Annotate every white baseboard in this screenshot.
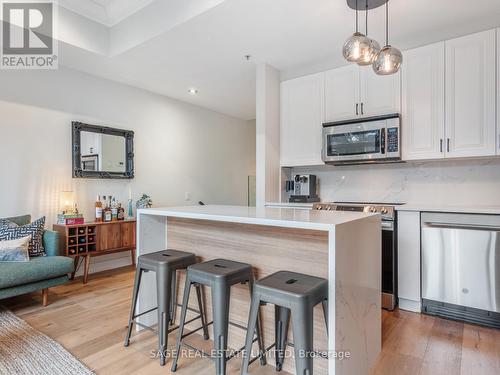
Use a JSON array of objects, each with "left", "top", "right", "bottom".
[
  {"left": 399, "top": 298, "right": 422, "bottom": 313},
  {"left": 74, "top": 252, "right": 133, "bottom": 277}
]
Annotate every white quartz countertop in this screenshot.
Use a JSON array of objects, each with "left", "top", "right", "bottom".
[
  {"left": 396, "top": 203, "right": 500, "bottom": 215},
  {"left": 138, "top": 205, "right": 378, "bottom": 231}
]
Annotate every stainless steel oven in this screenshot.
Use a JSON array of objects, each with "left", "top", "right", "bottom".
[
  {"left": 313, "top": 202, "right": 401, "bottom": 310},
  {"left": 322, "top": 114, "right": 400, "bottom": 165}
]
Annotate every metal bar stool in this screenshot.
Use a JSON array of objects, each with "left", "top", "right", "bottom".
[
  {"left": 124, "top": 249, "right": 209, "bottom": 366},
  {"left": 171, "top": 258, "right": 267, "bottom": 375},
  {"left": 241, "top": 271, "right": 328, "bottom": 375}
]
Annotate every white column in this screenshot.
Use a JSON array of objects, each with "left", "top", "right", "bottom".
[{"left": 256, "top": 63, "right": 281, "bottom": 207}]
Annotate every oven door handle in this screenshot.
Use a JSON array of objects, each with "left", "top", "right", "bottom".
[{"left": 381, "top": 221, "right": 394, "bottom": 231}]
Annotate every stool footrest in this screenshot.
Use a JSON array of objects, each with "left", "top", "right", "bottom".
[
  {"left": 180, "top": 321, "right": 213, "bottom": 340},
  {"left": 134, "top": 322, "right": 158, "bottom": 334},
  {"left": 132, "top": 306, "right": 157, "bottom": 319}
]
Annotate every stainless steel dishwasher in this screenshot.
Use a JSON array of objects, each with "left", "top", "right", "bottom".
[{"left": 421, "top": 212, "right": 500, "bottom": 328}]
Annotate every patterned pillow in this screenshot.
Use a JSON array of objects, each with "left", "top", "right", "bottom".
[
  {"left": 0, "top": 219, "right": 18, "bottom": 230},
  {"left": 0, "top": 217, "right": 46, "bottom": 257},
  {"left": 0, "top": 235, "right": 31, "bottom": 262}
]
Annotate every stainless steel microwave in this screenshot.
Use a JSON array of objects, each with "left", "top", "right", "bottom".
[{"left": 321, "top": 114, "right": 401, "bottom": 165}]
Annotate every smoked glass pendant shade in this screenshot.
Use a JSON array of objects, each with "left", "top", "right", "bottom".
[
  {"left": 343, "top": 32, "right": 372, "bottom": 63},
  {"left": 372, "top": 45, "right": 403, "bottom": 75},
  {"left": 357, "top": 38, "right": 381, "bottom": 66}
]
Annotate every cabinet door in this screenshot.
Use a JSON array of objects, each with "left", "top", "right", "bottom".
[
  {"left": 445, "top": 29, "right": 496, "bottom": 158},
  {"left": 402, "top": 42, "right": 445, "bottom": 161},
  {"left": 497, "top": 28, "right": 500, "bottom": 155},
  {"left": 397, "top": 211, "right": 421, "bottom": 313},
  {"left": 97, "top": 223, "right": 121, "bottom": 251},
  {"left": 324, "top": 65, "right": 359, "bottom": 122},
  {"left": 360, "top": 66, "right": 400, "bottom": 117},
  {"left": 280, "top": 73, "right": 324, "bottom": 167},
  {"left": 121, "top": 222, "right": 136, "bottom": 248}
]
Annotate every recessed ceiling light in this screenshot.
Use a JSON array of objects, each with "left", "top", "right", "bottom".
[{"left": 188, "top": 88, "right": 198, "bottom": 95}]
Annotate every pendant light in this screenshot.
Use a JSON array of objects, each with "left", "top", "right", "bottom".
[
  {"left": 357, "top": 0, "right": 380, "bottom": 66},
  {"left": 342, "top": 0, "right": 371, "bottom": 63},
  {"left": 372, "top": 1, "right": 402, "bottom": 75}
]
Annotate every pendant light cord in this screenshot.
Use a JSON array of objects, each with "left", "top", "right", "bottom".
[
  {"left": 365, "top": 0, "right": 368, "bottom": 35},
  {"left": 385, "top": 1, "right": 389, "bottom": 46},
  {"left": 355, "top": 0, "right": 358, "bottom": 33}
]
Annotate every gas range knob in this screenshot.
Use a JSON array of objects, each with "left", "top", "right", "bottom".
[{"left": 381, "top": 208, "right": 388, "bottom": 214}]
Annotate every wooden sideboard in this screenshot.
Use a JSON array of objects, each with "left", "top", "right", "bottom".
[{"left": 53, "top": 220, "right": 136, "bottom": 284}]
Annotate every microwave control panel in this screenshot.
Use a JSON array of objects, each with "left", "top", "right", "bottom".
[{"left": 387, "top": 127, "right": 399, "bottom": 153}]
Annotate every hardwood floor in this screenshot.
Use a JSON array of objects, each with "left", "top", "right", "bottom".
[{"left": 4, "top": 267, "right": 500, "bottom": 375}]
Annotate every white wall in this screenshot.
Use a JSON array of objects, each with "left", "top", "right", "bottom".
[
  {"left": 290, "top": 158, "right": 500, "bottom": 206},
  {"left": 0, "top": 66, "right": 255, "bottom": 273}
]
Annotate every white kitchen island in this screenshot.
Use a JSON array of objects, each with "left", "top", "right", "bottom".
[{"left": 136, "top": 205, "right": 381, "bottom": 375}]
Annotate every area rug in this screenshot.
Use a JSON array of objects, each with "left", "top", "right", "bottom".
[{"left": 0, "top": 307, "right": 94, "bottom": 375}]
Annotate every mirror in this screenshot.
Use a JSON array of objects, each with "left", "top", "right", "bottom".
[{"left": 72, "top": 122, "right": 134, "bottom": 179}]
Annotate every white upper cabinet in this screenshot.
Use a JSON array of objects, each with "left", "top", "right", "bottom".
[
  {"left": 324, "top": 65, "right": 400, "bottom": 122},
  {"left": 280, "top": 73, "right": 325, "bottom": 167},
  {"left": 324, "top": 65, "right": 360, "bottom": 122},
  {"left": 445, "top": 29, "right": 496, "bottom": 158},
  {"left": 497, "top": 28, "right": 500, "bottom": 155},
  {"left": 402, "top": 42, "right": 445, "bottom": 160},
  {"left": 359, "top": 67, "right": 401, "bottom": 117}
]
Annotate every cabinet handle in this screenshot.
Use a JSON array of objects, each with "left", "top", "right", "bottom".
[
  {"left": 447, "top": 138, "right": 450, "bottom": 153},
  {"left": 440, "top": 139, "right": 443, "bottom": 153},
  {"left": 356, "top": 103, "right": 359, "bottom": 116},
  {"left": 361, "top": 102, "right": 364, "bottom": 115}
]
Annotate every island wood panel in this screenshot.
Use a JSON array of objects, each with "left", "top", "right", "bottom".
[
  {"left": 97, "top": 222, "right": 122, "bottom": 251},
  {"left": 166, "top": 217, "right": 329, "bottom": 375}
]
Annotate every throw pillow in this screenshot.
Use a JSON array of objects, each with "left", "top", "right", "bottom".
[
  {"left": 0, "top": 219, "right": 18, "bottom": 230},
  {"left": 0, "top": 235, "right": 31, "bottom": 262},
  {"left": 0, "top": 217, "right": 46, "bottom": 257}
]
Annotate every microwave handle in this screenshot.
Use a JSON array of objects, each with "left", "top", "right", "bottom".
[{"left": 381, "top": 128, "right": 386, "bottom": 154}]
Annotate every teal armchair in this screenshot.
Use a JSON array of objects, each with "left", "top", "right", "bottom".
[{"left": 0, "top": 215, "right": 74, "bottom": 306}]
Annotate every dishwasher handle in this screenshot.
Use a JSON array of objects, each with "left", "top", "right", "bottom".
[{"left": 422, "top": 222, "right": 500, "bottom": 231}]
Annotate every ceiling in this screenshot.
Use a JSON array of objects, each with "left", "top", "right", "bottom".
[
  {"left": 59, "top": 0, "right": 157, "bottom": 26},
  {"left": 56, "top": 0, "right": 500, "bottom": 120}
]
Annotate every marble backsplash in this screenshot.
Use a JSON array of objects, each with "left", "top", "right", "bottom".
[{"left": 289, "top": 158, "right": 500, "bottom": 205}]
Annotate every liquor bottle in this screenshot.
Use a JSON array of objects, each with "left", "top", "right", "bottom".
[
  {"left": 118, "top": 203, "right": 125, "bottom": 221},
  {"left": 111, "top": 197, "right": 118, "bottom": 221},
  {"left": 104, "top": 203, "right": 112, "bottom": 222},
  {"left": 95, "top": 195, "right": 103, "bottom": 222},
  {"left": 69, "top": 238, "right": 76, "bottom": 245}
]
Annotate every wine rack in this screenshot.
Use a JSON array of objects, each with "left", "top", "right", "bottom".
[{"left": 62, "top": 224, "right": 97, "bottom": 256}]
